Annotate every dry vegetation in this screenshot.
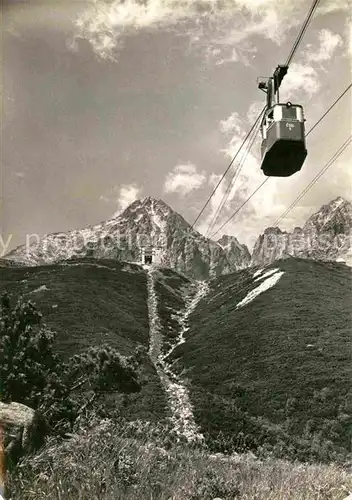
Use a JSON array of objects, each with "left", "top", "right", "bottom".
[{"left": 8, "top": 417, "right": 352, "bottom": 500}]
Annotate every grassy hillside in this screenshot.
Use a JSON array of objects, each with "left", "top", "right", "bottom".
[
  {"left": 0, "top": 258, "right": 168, "bottom": 421},
  {"left": 3, "top": 257, "right": 352, "bottom": 498},
  {"left": 0, "top": 258, "right": 149, "bottom": 357},
  {"left": 2, "top": 256, "right": 351, "bottom": 462},
  {"left": 171, "top": 258, "right": 352, "bottom": 461},
  {"left": 9, "top": 417, "right": 352, "bottom": 500}
]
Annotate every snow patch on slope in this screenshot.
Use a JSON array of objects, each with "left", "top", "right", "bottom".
[
  {"left": 254, "top": 268, "right": 280, "bottom": 282},
  {"left": 253, "top": 268, "right": 264, "bottom": 278},
  {"left": 31, "top": 285, "right": 49, "bottom": 293},
  {"left": 236, "top": 270, "right": 285, "bottom": 309}
]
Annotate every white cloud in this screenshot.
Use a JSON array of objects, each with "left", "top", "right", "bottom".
[
  {"left": 196, "top": 148, "right": 270, "bottom": 243},
  {"left": 279, "top": 63, "right": 320, "bottom": 101},
  {"left": 246, "top": 101, "right": 264, "bottom": 123},
  {"left": 118, "top": 183, "right": 141, "bottom": 209},
  {"left": 316, "top": 0, "right": 349, "bottom": 15},
  {"left": 197, "top": 166, "right": 286, "bottom": 248},
  {"left": 73, "top": 0, "right": 310, "bottom": 62},
  {"left": 276, "top": 29, "right": 344, "bottom": 101},
  {"left": 211, "top": 42, "right": 258, "bottom": 67},
  {"left": 219, "top": 111, "right": 244, "bottom": 137},
  {"left": 163, "top": 163, "right": 206, "bottom": 196},
  {"left": 110, "top": 183, "right": 142, "bottom": 216},
  {"left": 304, "top": 29, "right": 343, "bottom": 63}
]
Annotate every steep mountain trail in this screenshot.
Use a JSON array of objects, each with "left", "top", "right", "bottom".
[
  {"left": 145, "top": 264, "right": 207, "bottom": 442},
  {"left": 144, "top": 260, "right": 284, "bottom": 442},
  {"left": 162, "top": 280, "right": 209, "bottom": 363}
]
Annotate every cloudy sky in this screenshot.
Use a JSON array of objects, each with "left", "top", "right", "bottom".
[{"left": 2, "top": 0, "right": 351, "bottom": 253}]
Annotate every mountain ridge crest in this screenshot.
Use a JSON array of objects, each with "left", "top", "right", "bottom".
[{"left": 2, "top": 196, "right": 351, "bottom": 275}]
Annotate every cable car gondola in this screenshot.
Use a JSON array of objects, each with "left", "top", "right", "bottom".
[{"left": 258, "top": 65, "right": 307, "bottom": 177}]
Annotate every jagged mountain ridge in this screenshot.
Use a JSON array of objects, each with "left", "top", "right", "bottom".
[
  {"left": 2, "top": 197, "right": 250, "bottom": 280},
  {"left": 2, "top": 196, "right": 352, "bottom": 276},
  {"left": 217, "top": 234, "right": 251, "bottom": 269},
  {"left": 251, "top": 197, "right": 352, "bottom": 267}
]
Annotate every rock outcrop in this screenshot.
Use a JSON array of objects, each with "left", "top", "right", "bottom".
[
  {"left": 251, "top": 197, "right": 352, "bottom": 267},
  {"left": 217, "top": 235, "right": 251, "bottom": 269},
  {"left": 0, "top": 402, "right": 46, "bottom": 469}
]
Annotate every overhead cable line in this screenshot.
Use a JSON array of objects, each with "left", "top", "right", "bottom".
[
  {"left": 205, "top": 110, "right": 264, "bottom": 237},
  {"left": 272, "top": 136, "right": 352, "bottom": 227},
  {"left": 190, "top": 106, "right": 266, "bottom": 230},
  {"left": 192, "top": 0, "right": 321, "bottom": 232},
  {"left": 304, "top": 83, "right": 352, "bottom": 138},
  {"left": 285, "top": 0, "right": 321, "bottom": 65},
  {"left": 210, "top": 178, "right": 268, "bottom": 240},
  {"left": 205, "top": 112, "right": 263, "bottom": 237},
  {"left": 208, "top": 84, "right": 352, "bottom": 239}
]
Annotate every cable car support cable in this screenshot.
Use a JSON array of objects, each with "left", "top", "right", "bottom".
[
  {"left": 205, "top": 113, "right": 263, "bottom": 237},
  {"left": 209, "top": 84, "right": 352, "bottom": 239},
  {"left": 192, "top": 0, "right": 321, "bottom": 230},
  {"left": 303, "top": 82, "right": 352, "bottom": 138},
  {"left": 285, "top": 0, "right": 321, "bottom": 66},
  {"left": 272, "top": 136, "right": 352, "bottom": 227},
  {"left": 190, "top": 106, "right": 266, "bottom": 230}
]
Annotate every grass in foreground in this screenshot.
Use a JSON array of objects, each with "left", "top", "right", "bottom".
[{"left": 8, "top": 418, "right": 352, "bottom": 500}]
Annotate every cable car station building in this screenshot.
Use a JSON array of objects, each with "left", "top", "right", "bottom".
[{"left": 139, "top": 245, "right": 164, "bottom": 265}]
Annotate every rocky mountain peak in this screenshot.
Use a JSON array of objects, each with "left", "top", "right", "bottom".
[
  {"left": 217, "top": 234, "right": 240, "bottom": 247},
  {"left": 217, "top": 234, "right": 251, "bottom": 270},
  {"left": 131, "top": 196, "right": 170, "bottom": 211},
  {"left": 303, "top": 197, "right": 352, "bottom": 233},
  {"left": 262, "top": 226, "right": 285, "bottom": 235},
  {"left": 251, "top": 197, "right": 352, "bottom": 267},
  {"left": 2, "top": 197, "right": 248, "bottom": 279},
  {"left": 113, "top": 197, "right": 189, "bottom": 234}
]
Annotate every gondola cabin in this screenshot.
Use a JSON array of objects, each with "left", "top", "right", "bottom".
[{"left": 260, "top": 102, "right": 307, "bottom": 177}]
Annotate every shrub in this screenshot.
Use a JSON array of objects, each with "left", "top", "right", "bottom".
[
  {"left": 0, "top": 293, "right": 142, "bottom": 436},
  {"left": 0, "top": 293, "right": 62, "bottom": 409}
]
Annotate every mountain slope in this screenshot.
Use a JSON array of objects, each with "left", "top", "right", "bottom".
[
  {"left": 251, "top": 197, "right": 352, "bottom": 267},
  {"left": 0, "top": 258, "right": 169, "bottom": 421},
  {"left": 169, "top": 258, "right": 352, "bottom": 460},
  {"left": 2, "top": 197, "right": 249, "bottom": 280},
  {"left": 0, "top": 259, "right": 149, "bottom": 357},
  {"left": 1, "top": 254, "right": 351, "bottom": 461}
]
